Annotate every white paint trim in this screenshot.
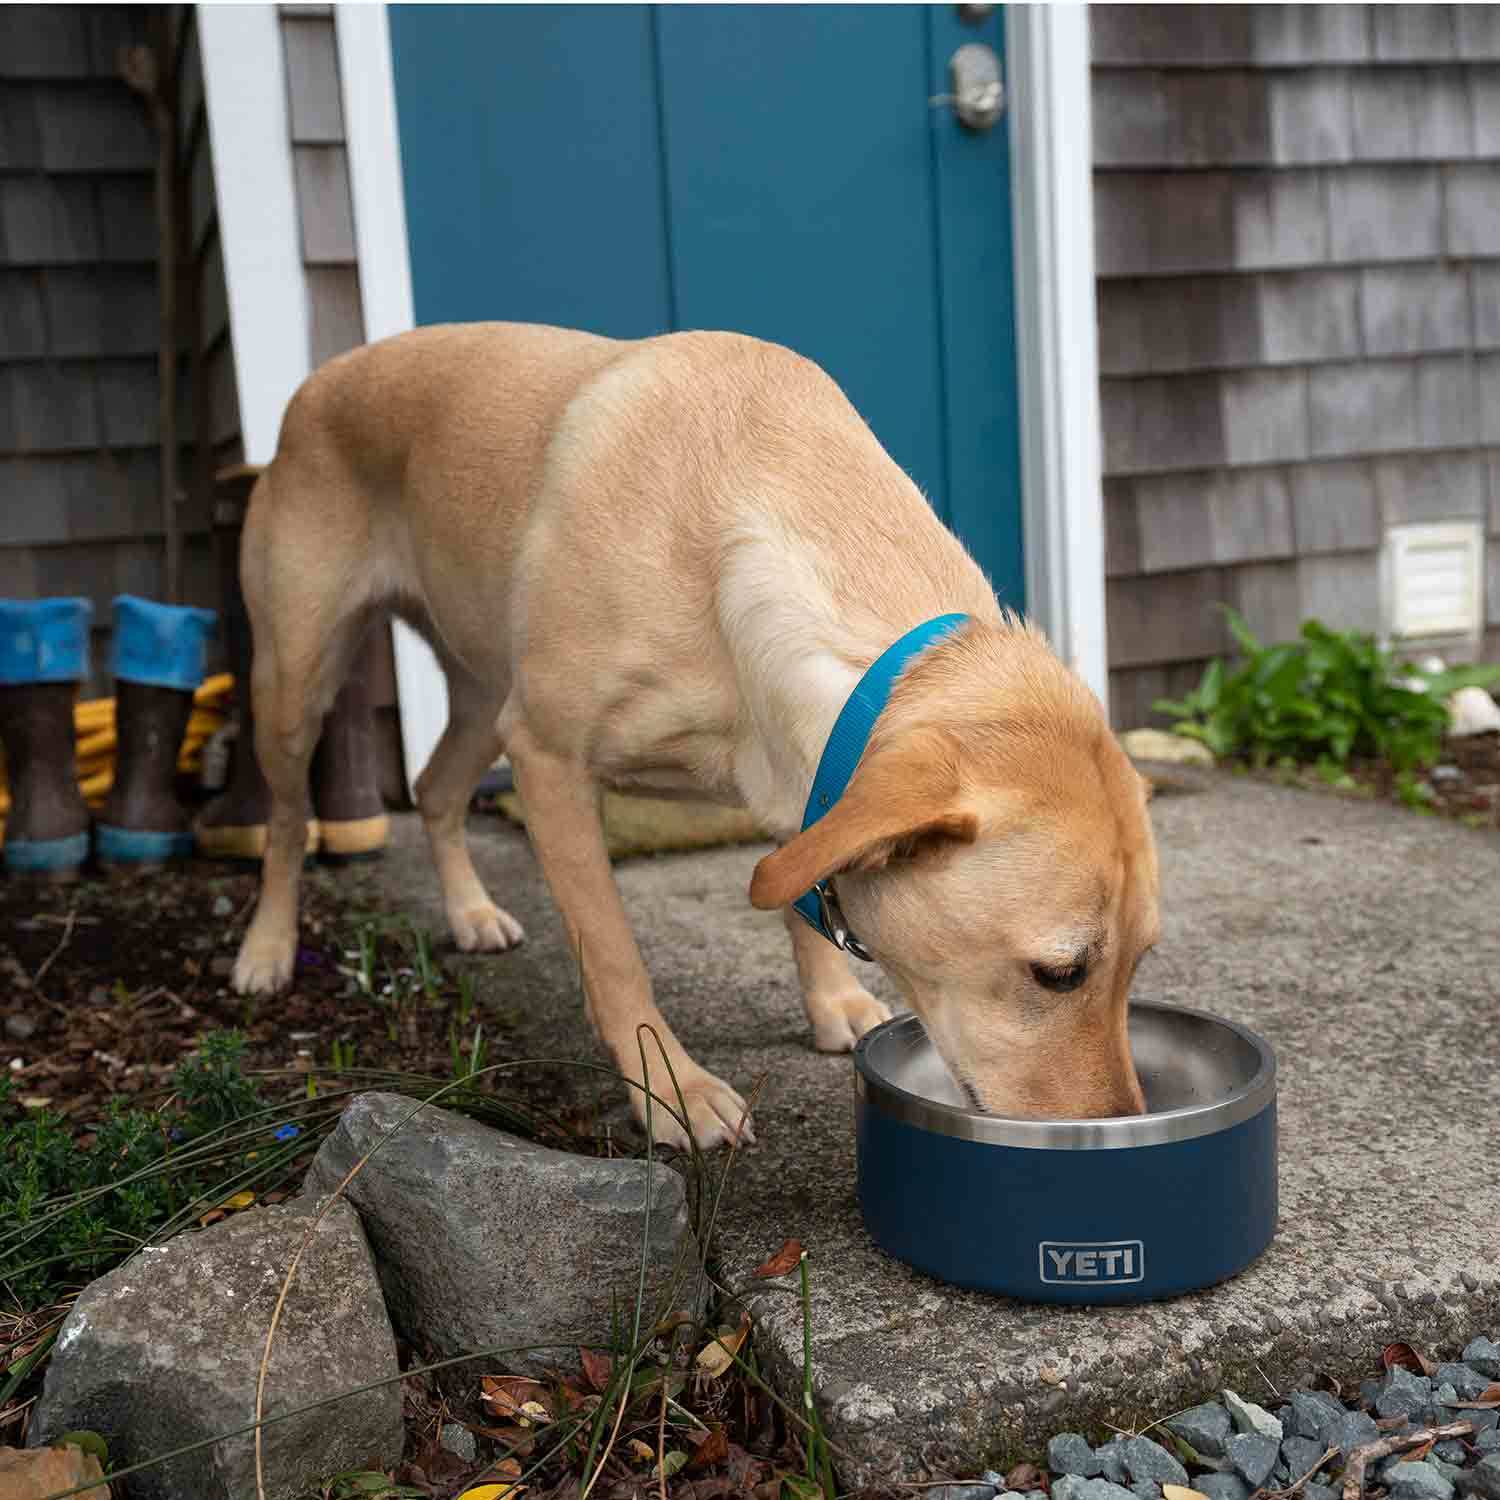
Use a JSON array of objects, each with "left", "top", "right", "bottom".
[
  {"left": 336, "top": 4, "right": 445, "bottom": 797},
  {"left": 197, "top": 3, "right": 310, "bottom": 465},
  {"left": 1006, "top": 3, "right": 1110, "bottom": 710}
]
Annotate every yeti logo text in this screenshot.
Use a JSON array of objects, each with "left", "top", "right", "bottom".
[{"left": 1038, "top": 1240, "right": 1144, "bottom": 1284}]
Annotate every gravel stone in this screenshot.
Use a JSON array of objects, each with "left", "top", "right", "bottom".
[
  {"left": 1335, "top": 1410, "right": 1381, "bottom": 1457},
  {"left": 440, "top": 1423, "right": 477, "bottom": 1462},
  {"left": 1437, "top": 1383, "right": 1461, "bottom": 1404},
  {"left": 1360, "top": 1380, "right": 1386, "bottom": 1410},
  {"left": 1050, "top": 1478, "right": 1135, "bottom": 1500},
  {"left": 4, "top": 1014, "right": 37, "bottom": 1042},
  {"left": 1130, "top": 1483, "right": 1158, "bottom": 1500},
  {"left": 1229, "top": 1434, "right": 1281, "bottom": 1489},
  {"left": 1479, "top": 1433, "right": 1500, "bottom": 1457},
  {"left": 1289, "top": 1391, "right": 1345, "bottom": 1446},
  {"left": 211, "top": 894, "right": 234, "bottom": 917},
  {"left": 1224, "top": 1390, "right": 1285, "bottom": 1442},
  {"left": 1123, "top": 1436, "right": 1189, "bottom": 1488},
  {"left": 1436, "top": 1444, "right": 1468, "bottom": 1465},
  {"left": 1097, "top": 1439, "right": 1130, "bottom": 1485},
  {"left": 1463, "top": 1340, "right": 1500, "bottom": 1379},
  {"left": 1281, "top": 1436, "right": 1326, "bottom": 1477},
  {"left": 1168, "top": 1402, "right": 1235, "bottom": 1460},
  {"left": 1435, "top": 1365, "right": 1492, "bottom": 1400},
  {"left": 1378, "top": 1368, "right": 1433, "bottom": 1420},
  {"left": 1305, "top": 1484, "right": 1339, "bottom": 1500},
  {"left": 1459, "top": 1457, "right": 1500, "bottom": 1500},
  {"left": 1470, "top": 1412, "right": 1500, "bottom": 1437},
  {"left": 1049, "top": 1434, "right": 1103, "bottom": 1477},
  {"left": 1388, "top": 1463, "right": 1455, "bottom": 1500},
  {"left": 927, "top": 1488, "right": 998, "bottom": 1500},
  {"left": 1197, "top": 1476, "right": 1252, "bottom": 1500}
]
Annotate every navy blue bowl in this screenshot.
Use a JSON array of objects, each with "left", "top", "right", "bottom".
[{"left": 853, "top": 1003, "right": 1278, "bottom": 1304}]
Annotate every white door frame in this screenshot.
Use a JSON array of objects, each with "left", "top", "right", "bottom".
[{"left": 209, "top": 2, "right": 1109, "bottom": 796}]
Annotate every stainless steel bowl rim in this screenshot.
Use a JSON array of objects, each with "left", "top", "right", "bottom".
[{"left": 853, "top": 1001, "right": 1277, "bottom": 1150}]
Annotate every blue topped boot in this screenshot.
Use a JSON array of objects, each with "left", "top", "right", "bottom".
[
  {"left": 0, "top": 597, "right": 94, "bottom": 878},
  {"left": 97, "top": 595, "right": 217, "bottom": 867}
]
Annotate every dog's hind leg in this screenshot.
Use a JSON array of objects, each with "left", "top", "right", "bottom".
[
  {"left": 232, "top": 477, "right": 365, "bottom": 995},
  {"left": 783, "top": 906, "right": 891, "bottom": 1052},
  {"left": 414, "top": 657, "right": 523, "bottom": 952}
]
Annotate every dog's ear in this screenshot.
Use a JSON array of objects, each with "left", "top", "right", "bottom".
[{"left": 748, "top": 731, "right": 979, "bottom": 910}]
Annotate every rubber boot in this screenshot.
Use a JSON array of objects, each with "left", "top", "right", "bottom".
[
  {"left": 0, "top": 597, "right": 94, "bottom": 880},
  {"left": 96, "top": 595, "right": 217, "bottom": 867},
  {"left": 193, "top": 472, "right": 318, "bottom": 861},
  {"left": 312, "top": 650, "right": 389, "bottom": 861}
]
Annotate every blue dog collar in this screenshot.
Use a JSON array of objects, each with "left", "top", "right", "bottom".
[{"left": 791, "top": 613, "right": 969, "bottom": 957}]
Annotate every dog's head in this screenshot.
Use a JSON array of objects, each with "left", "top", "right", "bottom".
[{"left": 749, "top": 622, "right": 1159, "bottom": 1119}]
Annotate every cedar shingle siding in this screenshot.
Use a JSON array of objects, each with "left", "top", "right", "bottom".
[
  {"left": 1096, "top": 4, "right": 1500, "bottom": 728},
  {"left": 0, "top": 4, "right": 235, "bottom": 692}
]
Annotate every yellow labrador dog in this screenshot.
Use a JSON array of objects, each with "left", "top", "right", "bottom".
[{"left": 232, "top": 323, "right": 1160, "bottom": 1148}]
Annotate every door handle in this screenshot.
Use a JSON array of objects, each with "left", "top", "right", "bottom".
[{"left": 932, "top": 42, "right": 1005, "bottom": 133}]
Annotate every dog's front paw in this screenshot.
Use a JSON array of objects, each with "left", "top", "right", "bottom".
[
  {"left": 808, "top": 986, "right": 892, "bottom": 1053},
  {"left": 450, "top": 901, "right": 525, "bottom": 952},
  {"left": 232, "top": 935, "right": 296, "bottom": 995},
  {"left": 634, "top": 1066, "right": 755, "bottom": 1152}
]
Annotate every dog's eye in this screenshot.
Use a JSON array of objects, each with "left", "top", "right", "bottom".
[{"left": 1031, "top": 961, "right": 1087, "bottom": 993}]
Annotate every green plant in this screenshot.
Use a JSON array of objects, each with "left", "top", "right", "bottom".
[
  {"left": 1154, "top": 610, "right": 1500, "bottom": 773},
  {"left": 0, "top": 1031, "right": 279, "bottom": 1308}
]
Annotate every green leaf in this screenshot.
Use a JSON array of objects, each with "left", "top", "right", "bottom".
[
  {"left": 656, "top": 1451, "right": 690, "bottom": 1480},
  {"left": 783, "top": 1477, "right": 826, "bottom": 1500},
  {"left": 59, "top": 1430, "right": 109, "bottom": 1461},
  {"left": 1220, "top": 605, "right": 1262, "bottom": 658}
]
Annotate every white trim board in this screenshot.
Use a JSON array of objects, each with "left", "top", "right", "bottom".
[
  {"left": 335, "top": 5, "right": 442, "bottom": 799},
  {"left": 1006, "top": 2, "right": 1110, "bottom": 709},
  {"left": 197, "top": 2, "right": 310, "bottom": 465}
]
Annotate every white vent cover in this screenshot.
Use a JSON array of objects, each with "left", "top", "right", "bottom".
[{"left": 1381, "top": 521, "right": 1485, "bottom": 640}]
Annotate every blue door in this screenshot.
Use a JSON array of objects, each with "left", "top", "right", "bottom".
[{"left": 389, "top": 4, "right": 1024, "bottom": 608}]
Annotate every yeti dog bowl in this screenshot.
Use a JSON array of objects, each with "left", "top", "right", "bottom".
[{"left": 853, "top": 1002, "right": 1277, "bottom": 1304}]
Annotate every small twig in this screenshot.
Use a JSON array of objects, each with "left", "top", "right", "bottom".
[
  {"left": 657, "top": 1349, "right": 671, "bottom": 1500},
  {"left": 1256, "top": 1360, "right": 1283, "bottom": 1400},
  {"left": 28, "top": 903, "right": 79, "bottom": 1011},
  {"left": 1341, "top": 1421, "right": 1475, "bottom": 1500},
  {"left": 1253, "top": 1446, "right": 1338, "bottom": 1500}
]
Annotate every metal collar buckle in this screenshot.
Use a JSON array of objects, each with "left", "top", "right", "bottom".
[{"left": 816, "top": 880, "right": 873, "bottom": 962}]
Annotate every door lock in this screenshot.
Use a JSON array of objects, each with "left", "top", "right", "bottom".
[{"left": 933, "top": 42, "right": 1005, "bottom": 133}]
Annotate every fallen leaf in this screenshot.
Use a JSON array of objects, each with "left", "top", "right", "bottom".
[
  {"left": 628, "top": 1440, "right": 655, "bottom": 1463},
  {"left": 689, "top": 1427, "right": 729, "bottom": 1470},
  {"left": 1007, "top": 1464, "right": 1043, "bottom": 1492},
  {"left": 655, "top": 1452, "right": 690, "bottom": 1481},
  {"left": 481, "top": 1376, "right": 550, "bottom": 1424},
  {"left": 1382, "top": 1342, "right": 1436, "bottom": 1376},
  {"left": 580, "top": 1347, "right": 613, "bottom": 1393},
  {"left": 1164, "top": 1487, "right": 1210, "bottom": 1500},
  {"left": 695, "top": 1316, "right": 750, "bottom": 1378},
  {"left": 752, "top": 1239, "right": 805, "bottom": 1279},
  {"left": 1399, "top": 1443, "right": 1433, "bottom": 1465},
  {"left": 781, "top": 1478, "right": 823, "bottom": 1500},
  {"left": 1038, "top": 1364, "right": 1063, "bottom": 1386},
  {"left": 221, "top": 1189, "right": 255, "bottom": 1211},
  {"left": 1453, "top": 1383, "right": 1500, "bottom": 1409},
  {"left": 198, "top": 1208, "right": 226, "bottom": 1228},
  {"left": 458, "top": 1487, "right": 526, "bottom": 1500}
]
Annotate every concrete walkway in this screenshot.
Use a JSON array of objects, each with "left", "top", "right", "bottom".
[{"left": 368, "top": 767, "right": 1500, "bottom": 1489}]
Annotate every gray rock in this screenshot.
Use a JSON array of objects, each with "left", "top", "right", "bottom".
[
  {"left": 211, "top": 893, "right": 234, "bottom": 917},
  {"left": 1388, "top": 1461, "right": 1455, "bottom": 1500},
  {"left": 1434, "top": 1443, "right": 1467, "bottom": 1465},
  {"left": 1378, "top": 1367, "right": 1433, "bottom": 1420},
  {"left": 30, "top": 1200, "right": 401, "bottom": 1500},
  {"left": 1431, "top": 1461, "right": 1466, "bottom": 1485},
  {"left": 926, "top": 1488, "right": 998, "bottom": 1500},
  {"left": 4, "top": 1013, "right": 37, "bottom": 1041},
  {"left": 1131, "top": 1482, "right": 1159, "bottom": 1500},
  {"left": 1197, "top": 1476, "right": 1251, "bottom": 1500},
  {"left": 1229, "top": 1434, "right": 1281, "bottom": 1489},
  {"left": 440, "top": 1422, "right": 478, "bottom": 1462},
  {"left": 1123, "top": 1436, "right": 1190, "bottom": 1488},
  {"left": 1289, "top": 1391, "right": 1345, "bottom": 1446},
  {"left": 1050, "top": 1433, "right": 1103, "bottom": 1477},
  {"left": 1471, "top": 1411, "right": 1500, "bottom": 1438},
  {"left": 1097, "top": 1438, "right": 1130, "bottom": 1485},
  {"left": 1224, "top": 1390, "right": 1285, "bottom": 1442},
  {"left": 980, "top": 1473, "right": 1005, "bottom": 1488},
  {"left": 1464, "top": 1339, "right": 1500, "bottom": 1379},
  {"left": 1168, "top": 1402, "right": 1235, "bottom": 1460},
  {"left": 1435, "top": 1363, "right": 1492, "bottom": 1400},
  {"left": 1360, "top": 1379, "right": 1385, "bottom": 1410},
  {"left": 303, "top": 1092, "right": 702, "bottom": 1381},
  {"left": 1418, "top": 1403, "right": 1458, "bottom": 1427},
  {"left": 1051, "top": 1479, "right": 1136, "bottom": 1500},
  {"left": 1458, "top": 1458, "right": 1500, "bottom": 1500},
  {"left": 1304, "top": 1485, "right": 1338, "bottom": 1500},
  {"left": 1280, "top": 1435, "right": 1326, "bottom": 1477},
  {"left": 1334, "top": 1410, "right": 1380, "bottom": 1457},
  {"left": 1436, "top": 1383, "right": 1460, "bottom": 1404},
  {"left": 1479, "top": 1431, "right": 1500, "bottom": 1456}
]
